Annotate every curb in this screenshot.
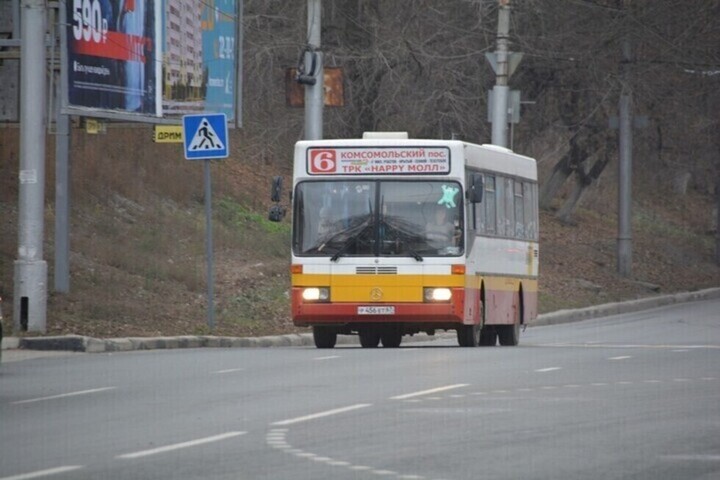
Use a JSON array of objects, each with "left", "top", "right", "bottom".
[{"left": 3, "top": 287, "right": 719, "bottom": 353}]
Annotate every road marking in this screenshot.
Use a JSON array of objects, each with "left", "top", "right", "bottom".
[
  {"left": 390, "top": 384, "right": 469, "bottom": 400},
  {"left": 272, "top": 404, "right": 372, "bottom": 426},
  {"left": 540, "top": 343, "right": 720, "bottom": 349},
  {"left": 609, "top": 356, "right": 632, "bottom": 360},
  {"left": 372, "top": 470, "right": 397, "bottom": 476},
  {"left": 117, "top": 431, "right": 246, "bottom": 459},
  {"left": 314, "top": 355, "right": 341, "bottom": 361},
  {"left": 535, "top": 367, "right": 561, "bottom": 372},
  {"left": 12, "top": 387, "right": 116, "bottom": 405},
  {"left": 661, "top": 454, "right": 720, "bottom": 462},
  {"left": 0, "top": 466, "right": 84, "bottom": 480},
  {"left": 672, "top": 349, "right": 689, "bottom": 352},
  {"left": 212, "top": 368, "right": 244, "bottom": 374}
]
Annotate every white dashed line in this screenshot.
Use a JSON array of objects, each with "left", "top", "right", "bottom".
[
  {"left": 272, "top": 404, "right": 372, "bottom": 426},
  {"left": 314, "top": 355, "right": 341, "bottom": 361},
  {"left": 535, "top": 367, "right": 562, "bottom": 373},
  {"left": 12, "top": 387, "right": 116, "bottom": 405},
  {"left": 212, "top": 368, "right": 244, "bottom": 374},
  {"left": 0, "top": 466, "right": 85, "bottom": 480},
  {"left": 609, "top": 356, "right": 632, "bottom": 360},
  {"left": 117, "top": 431, "right": 246, "bottom": 459},
  {"left": 390, "top": 384, "right": 469, "bottom": 400}
]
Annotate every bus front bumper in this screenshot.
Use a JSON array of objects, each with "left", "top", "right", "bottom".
[{"left": 291, "top": 288, "right": 465, "bottom": 327}]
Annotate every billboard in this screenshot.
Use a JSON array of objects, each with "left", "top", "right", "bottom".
[
  {"left": 66, "top": 0, "right": 163, "bottom": 117},
  {"left": 63, "top": 0, "right": 240, "bottom": 123},
  {"left": 162, "top": 0, "right": 238, "bottom": 122}
]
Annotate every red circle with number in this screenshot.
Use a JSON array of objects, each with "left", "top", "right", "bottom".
[{"left": 309, "top": 149, "right": 337, "bottom": 174}]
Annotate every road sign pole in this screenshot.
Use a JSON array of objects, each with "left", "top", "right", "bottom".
[
  {"left": 204, "top": 160, "right": 215, "bottom": 331},
  {"left": 182, "top": 113, "right": 228, "bottom": 331}
]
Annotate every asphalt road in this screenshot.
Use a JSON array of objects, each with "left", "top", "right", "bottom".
[{"left": 1, "top": 299, "right": 719, "bottom": 480}]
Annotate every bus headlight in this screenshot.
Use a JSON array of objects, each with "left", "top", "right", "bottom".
[
  {"left": 302, "top": 287, "right": 330, "bottom": 302},
  {"left": 424, "top": 288, "right": 452, "bottom": 302}
]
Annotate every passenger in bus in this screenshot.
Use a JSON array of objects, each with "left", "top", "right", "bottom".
[{"left": 425, "top": 205, "right": 456, "bottom": 248}]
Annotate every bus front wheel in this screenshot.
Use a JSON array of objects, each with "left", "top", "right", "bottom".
[
  {"left": 380, "top": 328, "right": 402, "bottom": 348},
  {"left": 359, "top": 328, "right": 381, "bottom": 348},
  {"left": 457, "top": 324, "right": 480, "bottom": 347},
  {"left": 313, "top": 327, "right": 337, "bottom": 349}
]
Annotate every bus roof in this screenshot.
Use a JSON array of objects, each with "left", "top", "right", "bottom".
[{"left": 295, "top": 138, "right": 537, "bottom": 182}]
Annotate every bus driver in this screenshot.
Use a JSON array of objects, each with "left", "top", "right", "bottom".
[{"left": 425, "top": 205, "right": 456, "bottom": 249}]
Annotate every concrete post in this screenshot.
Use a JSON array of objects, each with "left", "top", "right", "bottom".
[
  {"left": 14, "top": 0, "right": 48, "bottom": 332},
  {"left": 491, "top": 0, "right": 511, "bottom": 147},
  {"left": 617, "top": 39, "right": 633, "bottom": 277},
  {"left": 304, "top": 0, "right": 323, "bottom": 140}
]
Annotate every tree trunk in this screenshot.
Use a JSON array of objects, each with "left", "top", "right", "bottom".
[{"left": 556, "top": 140, "right": 612, "bottom": 223}]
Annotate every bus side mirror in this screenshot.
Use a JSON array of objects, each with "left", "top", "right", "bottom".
[
  {"left": 468, "top": 173, "right": 484, "bottom": 203},
  {"left": 268, "top": 204, "right": 286, "bottom": 222},
  {"left": 271, "top": 176, "right": 283, "bottom": 203},
  {"left": 268, "top": 176, "right": 286, "bottom": 222}
]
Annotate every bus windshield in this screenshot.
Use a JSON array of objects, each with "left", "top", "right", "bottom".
[{"left": 293, "top": 180, "right": 464, "bottom": 258}]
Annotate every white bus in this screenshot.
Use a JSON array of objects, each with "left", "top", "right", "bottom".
[{"left": 269, "top": 133, "right": 539, "bottom": 348}]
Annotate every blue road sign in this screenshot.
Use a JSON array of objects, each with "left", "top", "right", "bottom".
[{"left": 182, "top": 113, "right": 229, "bottom": 160}]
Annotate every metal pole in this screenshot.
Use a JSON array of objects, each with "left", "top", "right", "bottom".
[
  {"left": 491, "top": 0, "right": 510, "bottom": 147},
  {"left": 14, "top": 0, "right": 48, "bottom": 333},
  {"left": 304, "top": 0, "right": 323, "bottom": 140},
  {"left": 234, "top": 0, "right": 243, "bottom": 128},
  {"left": 617, "top": 39, "right": 633, "bottom": 277},
  {"left": 204, "top": 160, "right": 215, "bottom": 330},
  {"left": 55, "top": 1, "right": 70, "bottom": 293}
]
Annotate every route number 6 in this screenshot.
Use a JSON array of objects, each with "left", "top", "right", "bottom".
[{"left": 309, "top": 150, "right": 336, "bottom": 174}]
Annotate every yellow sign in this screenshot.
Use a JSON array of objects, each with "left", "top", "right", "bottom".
[
  {"left": 153, "top": 125, "right": 184, "bottom": 143},
  {"left": 85, "top": 119, "right": 106, "bottom": 134}
]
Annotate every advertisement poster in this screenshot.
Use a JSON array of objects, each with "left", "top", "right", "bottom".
[
  {"left": 162, "top": 0, "right": 237, "bottom": 121},
  {"left": 66, "top": 0, "right": 162, "bottom": 117}
]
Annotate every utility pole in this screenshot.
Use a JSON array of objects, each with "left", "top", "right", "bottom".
[
  {"left": 486, "top": 0, "right": 522, "bottom": 148},
  {"left": 55, "top": 2, "right": 71, "bottom": 293},
  {"left": 304, "top": 0, "right": 323, "bottom": 140},
  {"left": 490, "top": 0, "right": 511, "bottom": 147},
  {"left": 617, "top": 37, "right": 633, "bottom": 278},
  {"left": 14, "top": 0, "right": 48, "bottom": 332}
]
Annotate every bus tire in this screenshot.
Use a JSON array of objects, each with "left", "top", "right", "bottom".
[
  {"left": 479, "top": 326, "right": 497, "bottom": 346},
  {"left": 497, "top": 322, "right": 520, "bottom": 346},
  {"left": 380, "top": 328, "right": 402, "bottom": 348},
  {"left": 457, "top": 324, "right": 479, "bottom": 347},
  {"left": 313, "top": 327, "right": 337, "bottom": 349},
  {"left": 359, "top": 328, "right": 381, "bottom": 348}
]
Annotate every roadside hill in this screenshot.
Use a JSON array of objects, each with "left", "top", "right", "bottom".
[{"left": 1, "top": 126, "right": 717, "bottom": 338}]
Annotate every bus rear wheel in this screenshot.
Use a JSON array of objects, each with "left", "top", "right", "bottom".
[
  {"left": 497, "top": 323, "right": 520, "bottom": 346},
  {"left": 479, "top": 326, "right": 497, "bottom": 346},
  {"left": 359, "top": 328, "right": 381, "bottom": 348},
  {"left": 313, "top": 327, "right": 337, "bottom": 349}
]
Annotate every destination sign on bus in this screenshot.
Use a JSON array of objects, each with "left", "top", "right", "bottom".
[{"left": 307, "top": 147, "right": 451, "bottom": 175}]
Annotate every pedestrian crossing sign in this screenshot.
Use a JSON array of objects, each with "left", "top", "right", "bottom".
[{"left": 182, "top": 113, "right": 229, "bottom": 160}]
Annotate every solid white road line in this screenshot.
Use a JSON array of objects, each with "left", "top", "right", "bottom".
[
  {"left": 12, "top": 387, "right": 116, "bottom": 405},
  {"left": 535, "top": 367, "right": 562, "bottom": 372},
  {"left": 0, "top": 466, "right": 84, "bottom": 480},
  {"left": 117, "top": 431, "right": 246, "bottom": 459},
  {"left": 390, "top": 384, "right": 469, "bottom": 400},
  {"left": 272, "top": 404, "right": 372, "bottom": 426}
]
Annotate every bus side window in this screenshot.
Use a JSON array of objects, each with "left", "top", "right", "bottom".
[
  {"left": 482, "top": 175, "right": 496, "bottom": 235},
  {"left": 524, "top": 182, "right": 539, "bottom": 241},
  {"left": 514, "top": 180, "right": 525, "bottom": 239}
]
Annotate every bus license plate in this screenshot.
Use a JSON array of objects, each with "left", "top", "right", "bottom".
[{"left": 358, "top": 306, "right": 395, "bottom": 315}]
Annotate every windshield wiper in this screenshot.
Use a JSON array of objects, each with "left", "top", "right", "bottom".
[
  {"left": 380, "top": 219, "right": 423, "bottom": 261},
  {"left": 330, "top": 222, "right": 374, "bottom": 262}
]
